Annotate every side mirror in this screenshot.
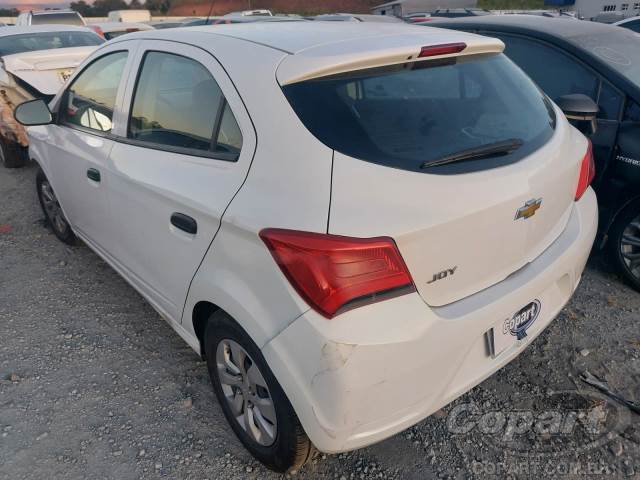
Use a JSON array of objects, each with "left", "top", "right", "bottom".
[
  {"left": 555, "top": 94, "right": 599, "bottom": 137},
  {"left": 14, "top": 99, "right": 53, "bottom": 126}
]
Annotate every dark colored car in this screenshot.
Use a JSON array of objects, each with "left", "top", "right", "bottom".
[
  {"left": 147, "top": 21, "right": 185, "bottom": 29},
  {"left": 422, "top": 16, "right": 640, "bottom": 290},
  {"left": 430, "top": 8, "right": 492, "bottom": 18},
  {"left": 615, "top": 16, "right": 640, "bottom": 32}
]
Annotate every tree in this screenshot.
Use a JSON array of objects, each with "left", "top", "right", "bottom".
[
  {"left": 69, "top": 1, "right": 92, "bottom": 17},
  {"left": 145, "top": 0, "right": 172, "bottom": 15},
  {"left": 0, "top": 8, "right": 19, "bottom": 17}
]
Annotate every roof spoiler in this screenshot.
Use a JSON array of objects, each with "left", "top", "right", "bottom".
[{"left": 277, "top": 32, "right": 504, "bottom": 85}]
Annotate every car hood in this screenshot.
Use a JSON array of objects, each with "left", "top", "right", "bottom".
[{"left": 1, "top": 46, "right": 98, "bottom": 95}]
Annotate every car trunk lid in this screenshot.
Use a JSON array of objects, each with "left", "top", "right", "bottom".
[
  {"left": 328, "top": 119, "right": 584, "bottom": 306},
  {"left": 280, "top": 37, "right": 588, "bottom": 307}
]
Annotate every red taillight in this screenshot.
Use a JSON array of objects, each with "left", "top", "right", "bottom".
[
  {"left": 418, "top": 43, "right": 466, "bottom": 58},
  {"left": 575, "top": 140, "right": 595, "bottom": 201},
  {"left": 260, "top": 229, "right": 415, "bottom": 319}
]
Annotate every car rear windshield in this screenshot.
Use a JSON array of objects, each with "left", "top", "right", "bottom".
[
  {"left": 0, "top": 31, "right": 103, "bottom": 56},
  {"left": 283, "top": 53, "right": 556, "bottom": 174},
  {"left": 32, "top": 13, "right": 84, "bottom": 26}
]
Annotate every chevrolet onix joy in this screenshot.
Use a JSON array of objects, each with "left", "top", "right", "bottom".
[{"left": 15, "top": 23, "right": 598, "bottom": 472}]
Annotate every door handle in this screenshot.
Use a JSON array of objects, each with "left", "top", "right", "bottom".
[
  {"left": 170, "top": 212, "right": 197, "bottom": 235},
  {"left": 87, "top": 168, "right": 101, "bottom": 182}
]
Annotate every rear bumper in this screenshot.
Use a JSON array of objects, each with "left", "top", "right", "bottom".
[{"left": 262, "top": 187, "right": 598, "bottom": 453}]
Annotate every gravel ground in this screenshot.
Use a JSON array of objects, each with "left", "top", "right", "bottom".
[{"left": 1, "top": 162, "right": 639, "bottom": 480}]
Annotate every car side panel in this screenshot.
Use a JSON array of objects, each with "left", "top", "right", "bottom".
[{"left": 180, "top": 38, "right": 334, "bottom": 348}]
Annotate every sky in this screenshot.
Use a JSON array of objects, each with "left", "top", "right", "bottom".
[{"left": 0, "top": 0, "right": 75, "bottom": 8}]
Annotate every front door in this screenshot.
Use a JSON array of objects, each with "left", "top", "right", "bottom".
[{"left": 46, "top": 44, "right": 135, "bottom": 255}]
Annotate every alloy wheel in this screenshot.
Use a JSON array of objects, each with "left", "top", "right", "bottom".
[
  {"left": 40, "top": 180, "right": 68, "bottom": 234},
  {"left": 620, "top": 215, "right": 640, "bottom": 282},
  {"left": 216, "top": 339, "right": 277, "bottom": 446}
]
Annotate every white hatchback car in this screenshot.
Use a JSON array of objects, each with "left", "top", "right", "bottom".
[{"left": 15, "top": 22, "right": 598, "bottom": 472}]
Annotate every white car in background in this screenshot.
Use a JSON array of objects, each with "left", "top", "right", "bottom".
[
  {"left": 88, "top": 22, "right": 154, "bottom": 40},
  {"left": 0, "top": 25, "right": 103, "bottom": 167},
  {"left": 16, "top": 23, "right": 598, "bottom": 472},
  {"left": 16, "top": 9, "right": 86, "bottom": 26}
]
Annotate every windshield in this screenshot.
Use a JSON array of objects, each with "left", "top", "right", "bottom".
[
  {"left": 283, "top": 53, "right": 556, "bottom": 174},
  {"left": 0, "top": 31, "right": 103, "bottom": 56},
  {"left": 32, "top": 13, "right": 84, "bottom": 26},
  {"left": 576, "top": 29, "right": 640, "bottom": 88}
]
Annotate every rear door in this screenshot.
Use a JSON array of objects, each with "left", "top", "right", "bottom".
[{"left": 106, "top": 40, "right": 256, "bottom": 322}]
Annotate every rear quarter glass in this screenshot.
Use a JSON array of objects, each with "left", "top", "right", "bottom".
[{"left": 282, "top": 53, "right": 556, "bottom": 174}]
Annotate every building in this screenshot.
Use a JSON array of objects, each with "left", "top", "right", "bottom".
[
  {"left": 371, "top": 0, "right": 477, "bottom": 16},
  {"left": 545, "top": 0, "right": 640, "bottom": 19}
]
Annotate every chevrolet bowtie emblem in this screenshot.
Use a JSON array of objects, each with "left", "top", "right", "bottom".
[{"left": 515, "top": 198, "right": 542, "bottom": 220}]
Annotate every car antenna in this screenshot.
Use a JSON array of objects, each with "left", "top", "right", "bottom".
[{"left": 205, "top": 0, "right": 215, "bottom": 24}]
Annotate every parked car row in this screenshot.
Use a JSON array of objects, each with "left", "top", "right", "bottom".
[{"left": 0, "top": 13, "right": 636, "bottom": 475}]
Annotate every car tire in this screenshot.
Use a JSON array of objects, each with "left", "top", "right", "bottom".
[
  {"left": 36, "top": 168, "right": 76, "bottom": 245},
  {"left": 0, "top": 136, "right": 26, "bottom": 168},
  {"left": 609, "top": 199, "right": 640, "bottom": 292},
  {"left": 204, "top": 311, "right": 314, "bottom": 472}
]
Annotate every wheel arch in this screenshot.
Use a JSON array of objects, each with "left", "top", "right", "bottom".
[
  {"left": 192, "top": 300, "right": 221, "bottom": 359},
  {"left": 601, "top": 194, "right": 640, "bottom": 247}
]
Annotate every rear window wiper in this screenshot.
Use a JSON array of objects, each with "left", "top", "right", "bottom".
[{"left": 420, "top": 138, "right": 524, "bottom": 169}]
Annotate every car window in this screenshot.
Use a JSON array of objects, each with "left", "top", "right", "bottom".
[
  {"left": 624, "top": 20, "right": 640, "bottom": 32},
  {"left": 283, "top": 53, "right": 556, "bottom": 174},
  {"left": 598, "top": 80, "right": 624, "bottom": 120},
  {"left": 59, "top": 51, "right": 128, "bottom": 133},
  {"left": 494, "top": 34, "right": 599, "bottom": 101},
  {"left": 0, "top": 31, "right": 103, "bottom": 56},
  {"left": 624, "top": 99, "right": 640, "bottom": 122},
  {"left": 31, "top": 13, "right": 84, "bottom": 26},
  {"left": 128, "top": 51, "right": 242, "bottom": 159}
]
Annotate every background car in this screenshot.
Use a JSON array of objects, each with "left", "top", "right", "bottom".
[
  {"left": 210, "top": 16, "right": 305, "bottom": 25},
  {"left": 147, "top": 20, "right": 185, "bottom": 29},
  {"left": 224, "top": 9, "right": 273, "bottom": 17},
  {"left": 88, "top": 21, "right": 154, "bottom": 40},
  {"left": 181, "top": 17, "right": 223, "bottom": 27},
  {"left": 430, "top": 8, "right": 492, "bottom": 18},
  {"left": 16, "top": 22, "right": 597, "bottom": 472},
  {"left": 311, "top": 13, "right": 403, "bottom": 22},
  {"left": 425, "top": 16, "right": 640, "bottom": 290},
  {"left": 403, "top": 12, "right": 433, "bottom": 22},
  {"left": 16, "top": 9, "right": 85, "bottom": 26},
  {"left": 0, "top": 25, "right": 103, "bottom": 168},
  {"left": 614, "top": 15, "right": 640, "bottom": 32},
  {"left": 107, "top": 9, "right": 151, "bottom": 23}
]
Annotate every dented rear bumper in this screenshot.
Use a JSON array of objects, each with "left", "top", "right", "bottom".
[{"left": 262, "top": 188, "right": 598, "bottom": 453}]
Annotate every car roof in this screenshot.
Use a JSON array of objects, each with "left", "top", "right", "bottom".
[
  {"left": 128, "top": 21, "right": 485, "bottom": 54},
  {"left": 91, "top": 21, "right": 154, "bottom": 30},
  {"left": 115, "top": 22, "right": 501, "bottom": 85},
  {"left": 424, "top": 14, "right": 619, "bottom": 39},
  {"left": 427, "top": 15, "right": 640, "bottom": 102},
  {"left": 29, "top": 9, "right": 79, "bottom": 15},
  {"left": 0, "top": 25, "right": 92, "bottom": 37}
]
